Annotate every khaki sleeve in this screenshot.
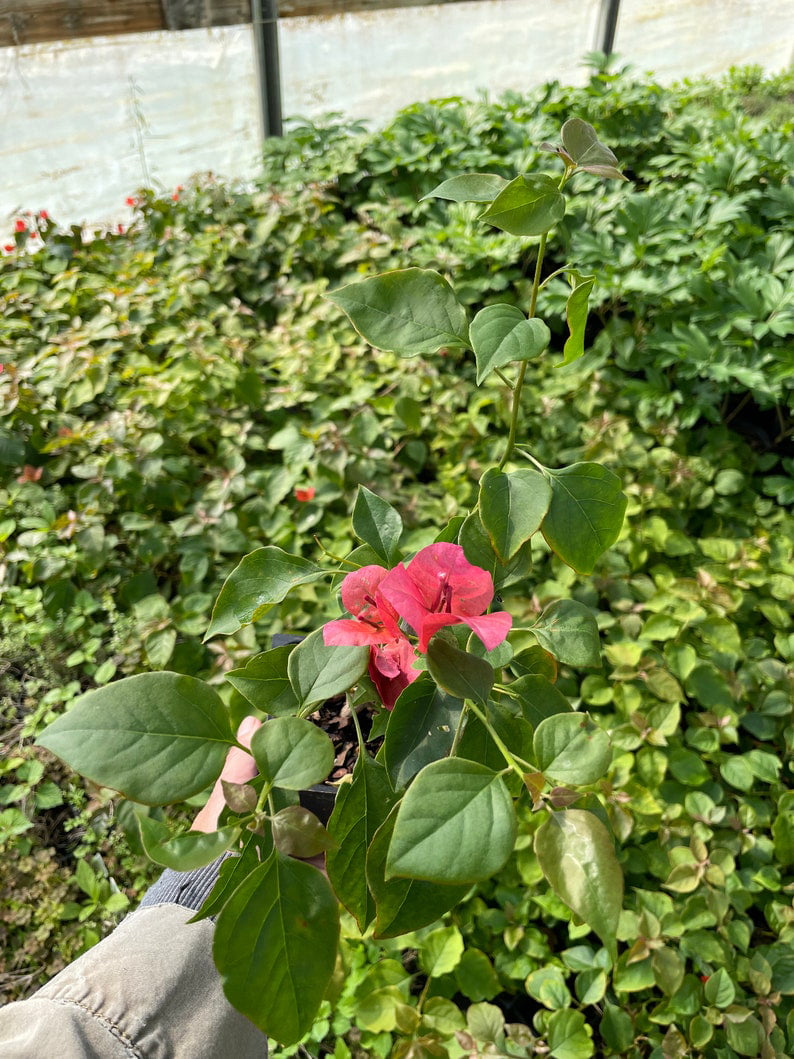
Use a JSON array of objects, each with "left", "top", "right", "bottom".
[{"left": 0, "top": 905, "right": 268, "bottom": 1058}]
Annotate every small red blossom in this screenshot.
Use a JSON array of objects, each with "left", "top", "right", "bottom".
[
  {"left": 117, "top": 223, "right": 125, "bottom": 234},
  {"left": 39, "top": 209, "right": 49, "bottom": 220},
  {"left": 379, "top": 542, "right": 512, "bottom": 652},
  {"left": 3, "top": 244, "right": 13, "bottom": 253},
  {"left": 324, "top": 565, "right": 418, "bottom": 708},
  {"left": 29, "top": 231, "right": 38, "bottom": 239},
  {"left": 17, "top": 465, "right": 43, "bottom": 484},
  {"left": 14, "top": 219, "right": 26, "bottom": 233},
  {"left": 125, "top": 196, "right": 137, "bottom": 207},
  {"left": 700, "top": 975, "right": 709, "bottom": 983},
  {"left": 294, "top": 486, "right": 316, "bottom": 502}
]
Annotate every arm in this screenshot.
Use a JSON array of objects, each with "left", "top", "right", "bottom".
[{"left": 0, "top": 718, "right": 268, "bottom": 1059}]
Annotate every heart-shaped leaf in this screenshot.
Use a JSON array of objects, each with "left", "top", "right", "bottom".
[
  {"left": 470, "top": 304, "right": 551, "bottom": 384},
  {"left": 427, "top": 636, "right": 494, "bottom": 705},
  {"left": 206, "top": 548, "right": 326, "bottom": 639},
  {"left": 383, "top": 675, "right": 463, "bottom": 790},
  {"left": 213, "top": 852, "right": 339, "bottom": 1045},
  {"left": 367, "top": 806, "right": 469, "bottom": 937},
  {"left": 327, "top": 268, "right": 469, "bottom": 357},
  {"left": 422, "top": 173, "right": 507, "bottom": 203},
  {"left": 561, "top": 118, "right": 628, "bottom": 181},
  {"left": 535, "top": 809, "right": 623, "bottom": 961},
  {"left": 36, "top": 672, "right": 233, "bottom": 805},
  {"left": 226, "top": 645, "right": 298, "bottom": 717},
  {"left": 480, "top": 174, "right": 565, "bottom": 237},
  {"left": 386, "top": 758, "right": 516, "bottom": 884},
  {"left": 288, "top": 628, "right": 369, "bottom": 710},
  {"left": 251, "top": 716, "right": 334, "bottom": 790},
  {"left": 532, "top": 599, "right": 601, "bottom": 668},
  {"left": 137, "top": 814, "right": 240, "bottom": 871},
  {"left": 533, "top": 712, "right": 612, "bottom": 785},
  {"left": 479, "top": 467, "right": 552, "bottom": 561},
  {"left": 541, "top": 463, "right": 627, "bottom": 574}
]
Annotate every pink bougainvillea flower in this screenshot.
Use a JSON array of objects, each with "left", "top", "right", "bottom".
[
  {"left": 14, "top": 219, "right": 26, "bottom": 233},
  {"left": 294, "top": 486, "right": 316, "bottom": 502},
  {"left": 379, "top": 542, "right": 512, "bottom": 652},
  {"left": 324, "top": 566, "right": 401, "bottom": 646},
  {"left": 323, "top": 565, "right": 419, "bottom": 708}
]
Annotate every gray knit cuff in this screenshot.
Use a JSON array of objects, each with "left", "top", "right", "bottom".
[{"left": 139, "top": 855, "right": 229, "bottom": 912}]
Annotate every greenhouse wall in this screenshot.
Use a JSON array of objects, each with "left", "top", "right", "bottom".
[{"left": 0, "top": 0, "right": 791, "bottom": 229}]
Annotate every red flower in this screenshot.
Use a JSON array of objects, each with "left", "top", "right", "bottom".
[
  {"left": 14, "top": 219, "right": 25, "bottom": 233},
  {"left": 116, "top": 224, "right": 125, "bottom": 234},
  {"left": 324, "top": 565, "right": 419, "bottom": 708},
  {"left": 379, "top": 542, "right": 512, "bottom": 652},
  {"left": 17, "top": 465, "right": 43, "bottom": 484},
  {"left": 172, "top": 185, "right": 184, "bottom": 201},
  {"left": 29, "top": 232, "right": 38, "bottom": 239},
  {"left": 3, "top": 244, "right": 13, "bottom": 253},
  {"left": 125, "top": 196, "right": 137, "bottom": 207},
  {"left": 39, "top": 209, "right": 49, "bottom": 220},
  {"left": 294, "top": 486, "right": 316, "bottom": 502}
]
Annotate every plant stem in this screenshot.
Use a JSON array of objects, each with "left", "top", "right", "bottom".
[
  {"left": 466, "top": 699, "right": 526, "bottom": 781},
  {"left": 349, "top": 701, "right": 366, "bottom": 754},
  {"left": 498, "top": 232, "right": 548, "bottom": 471},
  {"left": 449, "top": 703, "right": 469, "bottom": 757},
  {"left": 312, "top": 536, "right": 362, "bottom": 569}
]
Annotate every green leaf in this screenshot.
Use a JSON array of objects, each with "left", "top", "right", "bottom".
[
  {"left": 36, "top": 672, "right": 233, "bottom": 805},
  {"left": 327, "top": 268, "right": 469, "bottom": 357},
  {"left": 251, "top": 716, "right": 334, "bottom": 790},
  {"left": 422, "top": 173, "right": 507, "bottom": 203},
  {"left": 599, "top": 1003, "right": 634, "bottom": 1053},
  {"left": 383, "top": 675, "right": 463, "bottom": 790},
  {"left": 137, "top": 814, "right": 239, "bottom": 871},
  {"left": 206, "top": 548, "right": 325, "bottom": 639},
  {"left": 213, "top": 851, "right": 339, "bottom": 1045},
  {"left": 478, "top": 467, "right": 552, "bottom": 562},
  {"left": 367, "top": 805, "right": 469, "bottom": 937},
  {"left": 326, "top": 753, "right": 398, "bottom": 930},
  {"left": 535, "top": 809, "right": 623, "bottom": 961},
  {"left": 546, "top": 1009, "right": 594, "bottom": 1059},
  {"left": 418, "top": 925, "right": 465, "bottom": 976},
  {"left": 189, "top": 831, "right": 267, "bottom": 922},
  {"left": 480, "top": 174, "right": 566, "bottom": 237},
  {"left": 459, "top": 511, "right": 533, "bottom": 590},
  {"left": 532, "top": 599, "right": 601, "bottom": 668},
  {"left": 534, "top": 713, "right": 611, "bottom": 785},
  {"left": 469, "top": 305, "right": 550, "bottom": 384},
  {"left": 560, "top": 271, "right": 595, "bottom": 365},
  {"left": 509, "top": 646, "right": 558, "bottom": 682},
  {"left": 352, "top": 486, "right": 403, "bottom": 564},
  {"left": 271, "top": 805, "right": 335, "bottom": 859},
  {"left": 561, "top": 118, "right": 628, "bottom": 181},
  {"left": 427, "top": 636, "right": 494, "bottom": 705},
  {"left": 508, "top": 675, "right": 571, "bottom": 726},
  {"left": 288, "top": 628, "right": 369, "bottom": 710},
  {"left": 704, "top": 967, "right": 736, "bottom": 1008},
  {"left": 226, "top": 646, "right": 298, "bottom": 717},
  {"left": 541, "top": 463, "right": 627, "bottom": 574},
  {"left": 386, "top": 758, "right": 516, "bottom": 884},
  {"left": 454, "top": 949, "right": 502, "bottom": 1002}
]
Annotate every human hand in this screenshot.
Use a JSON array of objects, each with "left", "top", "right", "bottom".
[{"left": 192, "top": 715, "right": 262, "bottom": 833}]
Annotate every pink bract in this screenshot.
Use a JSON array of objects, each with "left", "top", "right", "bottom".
[{"left": 379, "top": 542, "right": 512, "bottom": 652}]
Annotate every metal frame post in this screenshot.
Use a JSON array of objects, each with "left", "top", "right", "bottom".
[
  {"left": 597, "top": 0, "right": 621, "bottom": 55},
  {"left": 251, "top": 0, "right": 283, "bottom": 138}
]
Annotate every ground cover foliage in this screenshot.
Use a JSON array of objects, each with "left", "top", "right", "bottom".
[{"left": 1, "top": 61, "right": 792, "bottom": 1056}]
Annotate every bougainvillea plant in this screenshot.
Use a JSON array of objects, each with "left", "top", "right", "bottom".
[{"left": 38, "top": 119, "right": 630, "bottom": 1046}]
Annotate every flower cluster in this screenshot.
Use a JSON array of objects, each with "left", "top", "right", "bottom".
[{"left": 323, "top": 543, "right": 511, "bottom": 708}]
